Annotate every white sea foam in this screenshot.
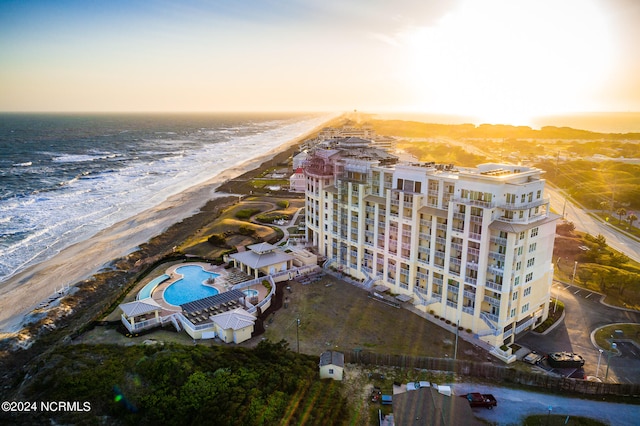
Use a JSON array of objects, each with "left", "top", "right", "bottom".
[{"left": 0, "top": 114, "right": 335, "bottom": 283}]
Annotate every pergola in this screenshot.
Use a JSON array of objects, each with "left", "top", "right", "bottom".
[
  {"left": 229, "top": 242, "right": 294, "bottom": 278},
  {"left": 119, "top": 298, "right": 163, "bottom": 333}
]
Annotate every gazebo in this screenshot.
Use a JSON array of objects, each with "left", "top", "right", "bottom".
[
  {"left": 119, "top": 298, "right": 163, "bottom": 333},
  {"left": 229, "top": 242, "right": 294, "bottom": 278}
]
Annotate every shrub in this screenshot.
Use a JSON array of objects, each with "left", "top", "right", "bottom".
[
  {"left": 276, "top": 200, "right": 289, "bottom": 209},
  {"left": 208, "top": 234, "right": 227, "bottom": 246},
  {"left": 466, "top": 328, "right": 472, "bottom": 333},
  {"left": 235, "top": 208, "right": 262, "bottom": 220},
  {"left": 238, "top": 225, "right": 255, "bottom": 236}
]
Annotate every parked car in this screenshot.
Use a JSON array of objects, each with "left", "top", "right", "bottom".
[
  {"left": 547, "top": 352, "right": 585, "bottom": 369},
  {"left": 464, "top": 392, "right": 497, "bottom": 409},
  {"left": 523, "top": 351, "right": 542, "bottom": 365}
]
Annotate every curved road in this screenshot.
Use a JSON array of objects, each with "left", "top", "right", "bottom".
[
  {"left": 449, "top": 382, "right": 640, "bottom": 425},
  {"left": 517, "top": 281, "right": 640, "bottom": 384}
]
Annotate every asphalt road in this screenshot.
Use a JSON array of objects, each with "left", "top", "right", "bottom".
[
  {"left": 516, "top": 281, "right": 640, "bottom": 383},
  {"left": 544, "top": 185, "right": 640, "bottom": 263},
  {"left": 449, "top": 382, "right": 640, "bottom": 425}
]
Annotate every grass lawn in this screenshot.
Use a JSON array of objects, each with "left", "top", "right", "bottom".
[
  {"left": 592, "top": 212, "right": 640, "bottom": 240},
  {"left": 594, "top": 323, "right": 640, "bottom": 350},
  {"left": 263, "top": 275, "right": 486, "bottom": 361}
]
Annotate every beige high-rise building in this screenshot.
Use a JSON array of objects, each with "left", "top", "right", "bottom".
[{"left": 304, "top": 139, "right": 559, "bottom": 349}]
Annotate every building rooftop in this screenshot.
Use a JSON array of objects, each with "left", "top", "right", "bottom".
[{"left": 319, "top": 350, "right": 345, "bottom": 367}]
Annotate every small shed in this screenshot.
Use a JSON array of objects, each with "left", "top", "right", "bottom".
[
  {"left": 319, "top": 350, "right": 344, "bottom": 381},
  {"left": 210, "top": 308, "right": 256, "bottom": 344}
]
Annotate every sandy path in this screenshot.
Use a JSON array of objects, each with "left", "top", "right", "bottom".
[{"left": 0, "top": 134, "right": 307, "bottom": 333}]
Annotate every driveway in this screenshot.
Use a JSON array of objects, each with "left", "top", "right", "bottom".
[
  {"left": 449, "top": 382, "right": 640, "bottom": 425},
  {"left": 516, "top": 281, "right": 640, "bottom": 383}
]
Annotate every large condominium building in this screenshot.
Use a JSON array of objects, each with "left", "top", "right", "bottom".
[{"left": 304, "top": 138, "right": 559, "bottom": 349}]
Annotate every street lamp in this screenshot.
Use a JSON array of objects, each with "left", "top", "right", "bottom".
[
  {"left": 605, "top": 342, "right": 617, "bottom": 381},
  {"left": 571, "top": 261, "right": 578, "bottom": 284},
  {"left": 296, "top": 318, "right": 301, "bottom": 353},
  {"left": 596, "top": 349, "right": 603, "bottom": 378}
]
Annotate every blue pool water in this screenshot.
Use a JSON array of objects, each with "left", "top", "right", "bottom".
[
  {"left": 243, "top": 289, "right": 258, "bottom": 297},
  {"left": 163, "top": 265, "right": 219, "bottom": 306}
]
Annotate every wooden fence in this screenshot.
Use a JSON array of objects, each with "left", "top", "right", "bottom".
[{"left": 344, "top": 349, "right": 640, "bottom": 397}]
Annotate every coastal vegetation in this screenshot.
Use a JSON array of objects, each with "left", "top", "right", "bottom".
[
  {"left": 14, "top": 340, "right": 349, "bottom": 425},
  {"left": 554, "top": 223, "right": 640, "bottom": 309}
]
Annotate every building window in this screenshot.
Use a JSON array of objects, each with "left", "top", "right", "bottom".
[
  {"left": 529, "top": 242, "right": 537, "bottom": 253},
  {"left": 525, "top": 272, "right": 533, "bottom": 283},
  {"left": 515, "top": 261, "right": 522, "bottom": 271},
  {"left": 527, "top": 258, "right": 535, "bottom": 268},
  {"left": 512, "top": 292, "right": 518, "bottom": 300},
  {"left": 514, "top": 276, "right": 520, "bottom": 286},
  {"left": 531, "top": 227, "right": 539, "bottom": 237},
  {"left": 329, "top": 368, "right": 334, "bottom": 375},
  {"left": 536, "top": 189, "right": 541, "bottom": 199},
  {"left": 521, "top": 194, "right": 526, "bottom": 203},
  {"left": 519, "top": 231, "right": 525, "bottom": 240},
  {"left": 524, "top": 286, "right": 531, "bottom": 297},
  {"left": 517, "top": 246, "right": 523, "bottom": 256},
  {"left": 511, "top": 308, "right": 516, "bottom": 318},
  {"left": 521, "top": 303, "right": 529, "bottom": 313}
]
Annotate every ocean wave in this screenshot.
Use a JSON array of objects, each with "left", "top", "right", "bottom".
[
  {"left": 12, "top": 161, "right": 32, "bottom": 167},
  {"left": 0, "top": 113, "right": 335, "bottom": 283}
]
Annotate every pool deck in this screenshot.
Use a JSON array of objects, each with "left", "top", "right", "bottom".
[{"left": 147, "top": 262, "right": 268, "bottom": 315}]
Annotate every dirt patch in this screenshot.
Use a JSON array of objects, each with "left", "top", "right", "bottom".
[{"left": 262, "top": 275, "right": 485, "bottom": 360}]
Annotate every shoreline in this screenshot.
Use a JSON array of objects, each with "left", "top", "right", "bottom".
[{"left": 0, "top": 117, "right": 336, "bottom": 334}]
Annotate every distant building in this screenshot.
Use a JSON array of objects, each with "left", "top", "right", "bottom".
[
  {"left": 303, "top": 139, "right": 559, "bottom": 351},
  {"left": 319, "top": 350, "right": 344, "bottom": 380},
  {"left": 289, "top": 167, "right": 306, "bottom": 192}
]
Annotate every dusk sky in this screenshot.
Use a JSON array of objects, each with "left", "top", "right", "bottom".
[{"left": 1, "top": 0, "right": 639, "bottom": 124}]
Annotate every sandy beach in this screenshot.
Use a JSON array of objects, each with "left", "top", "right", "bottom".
[{"left": 0, "top": 123, "right": 326, "bottom": 334}]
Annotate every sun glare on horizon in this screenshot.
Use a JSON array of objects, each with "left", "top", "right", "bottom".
[{"left": 397, "top": 0, "right": 616, "bottom": 126}]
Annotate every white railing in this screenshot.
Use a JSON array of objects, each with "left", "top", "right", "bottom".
[{"left": 121, "top": 314, "right": 161, "bottom": 333}]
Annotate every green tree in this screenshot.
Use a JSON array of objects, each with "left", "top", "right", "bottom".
[
  {"left": 617, "top": 207, "right": 627, "bottom": 223},
  {"left": 628, "top": 213, "right": 638, "bottom": 228}
]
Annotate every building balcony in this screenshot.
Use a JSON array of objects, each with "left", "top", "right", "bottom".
[
  {"left": 469, "top": 232, "right": 482, "bottom": 241},
  {"left": 489, "top": 251, "right": 506, "bottom": 262},
  {"left": 466, "top": 262, "right": 479, "bottom": 272},
  {"left": 463, "top": 290, "right": 476, "bottom": 299},
  {"left": 499, "top": 197, "right": 550, "bottom": 211},
  {"left": 452, "top": 197, "right": 496, "bottom": 209},
  {"left": 462, "top": 306, "right": 474, "bottom": 315},
  {"left": 464, "top": 276, "right": 477, "bottom": 286},
  {"left": 487, "top": 265, "right": 504, "bottom": 275},
  {"left": 490, "top": 236, "right": 507, "bottom": 245},
  {"left": 485, "top": 280, "right": 502, "bottom": 291},
  {"left": 484, "top": 295, "right": 501, "bottom": 306}
]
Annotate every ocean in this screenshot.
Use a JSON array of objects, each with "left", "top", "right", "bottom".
[{"left": 0, "top": 112, "right": 333, "bottom": 284}]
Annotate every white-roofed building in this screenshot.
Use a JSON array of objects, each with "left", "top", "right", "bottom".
[
  {"left": 229, "top": 242, "right": 295, "bottom": 278},
  {"left": 119, "top": 298, "right": 163, "bottom": 333}
]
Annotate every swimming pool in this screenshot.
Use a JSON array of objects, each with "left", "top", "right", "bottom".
[
  {"left": 243, "top": 289, "right": 258, "bottom": 298},
  {"left": 163, "top": 265, "right": 220, "bottom": 306}
]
